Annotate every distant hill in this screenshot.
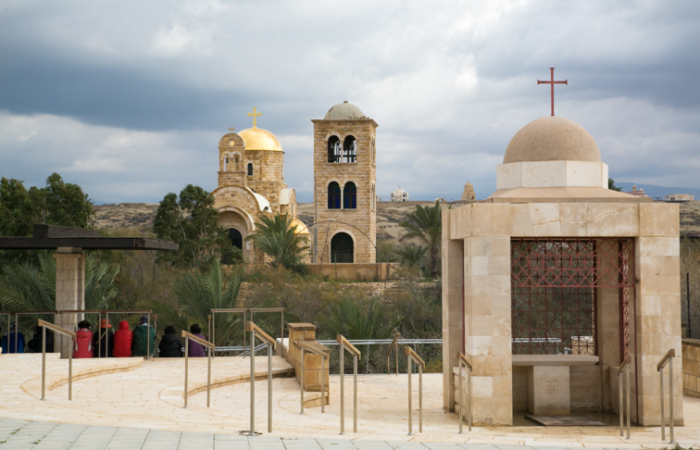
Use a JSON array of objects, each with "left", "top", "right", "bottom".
[
  {"left": 92, "top": 200, "right": 700, "bottom": 242},
  {"left": 616, "top": 182, "right": 700, "bottom": 200}
]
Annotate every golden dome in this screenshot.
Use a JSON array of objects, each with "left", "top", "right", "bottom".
[
  {"left": 238, "top": 127, "right": 283, "bottom": 152},
  {"left": 290, "top": 218, "right": 309, "bottom": 235},
  {"left": 504, "top": 116, "right": 600, "bottom": 164}
]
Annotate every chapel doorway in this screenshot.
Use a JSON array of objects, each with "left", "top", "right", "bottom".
[
  {"left": 331, "top": 232, "right": 354, "bottom": 263},
  {"left": 228, "top": 228, "right": 243, "bottom": 250}
]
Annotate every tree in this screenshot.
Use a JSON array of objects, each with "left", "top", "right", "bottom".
[
  {"left": 148, "top": 262, "right": 245, "bottom": 347},
  {"left": 153, "top": 185, "right": 237, "bottom": 270},
  {"left": 322, "top": 295, "right": 399, "bottom": 340},
  {"left": 0, "top": 178, "right": 36, "bottom": 237},
  {"left": 608, "top": 178, "right": 622, "bottom": 192},
  {"left": 394, "top": 244, "right": 427, "bottom": 270},
  {"left": 0, "top": 253, "right": 119, "bottom": 312},
  {"left": 246, "top": 213, "right": 308, "bottom": 271},
  {"left": 399, "top": 201, "right": 442, "bottom": 277}
]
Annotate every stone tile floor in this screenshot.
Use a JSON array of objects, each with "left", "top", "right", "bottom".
[{"left": 0, "top": 354, "right": 698, "bottom": 450}]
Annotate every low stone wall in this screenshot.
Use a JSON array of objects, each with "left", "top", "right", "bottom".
[
  {"left": 683, "top": 338, "right": 700, "bottom": 398},
  {"left": 306, "top": 263, "right": 397, "bottom": 281}
]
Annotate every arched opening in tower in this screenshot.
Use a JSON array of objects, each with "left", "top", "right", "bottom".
[{"left": 331, "top": 232, "right": 354, "bottom": 263}]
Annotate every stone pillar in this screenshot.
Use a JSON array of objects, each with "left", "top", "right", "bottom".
[
  {"left": 287, "top": 323, "right": 330, "bottom": 393},
  {"left": 635, "top": 203, "right": 683, "bottom": 425},
  {"left": 441, "top": 209, "right": 464, "bottom": 411},
  {"left": 53, "top": 248, "right": 85, "bottom": 358},
  {"left": 464, "top": 204, "right": 513, "bottom": 426}
]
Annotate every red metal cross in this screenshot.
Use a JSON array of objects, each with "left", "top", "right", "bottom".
[{"left": 538, "top": 67, "right": 567, "bottom": 116}]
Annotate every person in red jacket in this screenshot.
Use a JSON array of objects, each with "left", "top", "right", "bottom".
[
  {"left": 73, "top": 320, "right": 94, "bottom": 358},
  {"left": 112, "top": 320, "right": 133, "bottom": 357}
]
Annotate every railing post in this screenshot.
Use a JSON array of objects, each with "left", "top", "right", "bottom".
[
  {"left": 184, "top": 337, "right": 189, "bottom": 408},
  {"left": 626, "top": 368, "right": 630, "bottom": 440},
  {"left": 459, "top": 362, "right": 463, "bottom": 434},
  {"left": 97, "top": 312, "right": 102, "bottom": 359},
  {"left": 407, "top": 352, "right": 413, "bottom": 435},
  {"left": 211, "top": 314, "right": 215, "bottom": 359},
  {"left": 353, "top": 354, "right": 358, "bottom": 433},
  {"left": 660, "top": 367, "right": 665, "bottom": 441},
  {"left": 268, "top": 343, "right": 273, "bottom": 433},
  {"left": 339, "top": 345, "right": 344, "bottom": 433},
  {"left": 300, "top": 347, "right": 305, "bottom": 414},
  {"left": 250, "top": 328, "right": 255, "bottom": 435},
  {"left": 146, "top": 313, "right": 150, "bottom": 360},
  {"left": 468, "top": 363, "right": 472, "bottom": 431},
  {"left": 619, "top": 369, "right": 623, "bottom": 437},
  {"left": 419, "top": 362, "right": 423, "bottom": 433},
  {"left": 669, "top": 357, "right": 674, "bottom": 443},
  {"left": 154, "top": 314, "right": 158, "bottom": 358},
  {"left": 105, "top": 312, "right": 110, "bottom": 358},
  {"left": 207, "top": 343, "right": 211, "bottom": 408},
  {"left": 68, "top": 336, "right": 73, "bottom": 401},
  {"left": 321, "top": 355, "right": 325, "bottom": 414},
  {"left": 41, "top": 326, "right": 46, "bottom": 400}
]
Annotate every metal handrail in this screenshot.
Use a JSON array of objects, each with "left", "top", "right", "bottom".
[
  {"left": 181, "top": 330, "right": 213, "bottom": 409},
  {"left": 658, "top": 349, "right": 676, "bottom": 443},
  {"left": 244, "top": 321, "right": 276, "bottom": 435},
  {"left": 387, "top": 333, "right": 400, "bottom": 375},
  {"left": 458, "top": 353, "right": 472, "bottom": 433},
  {"left": 211, "top": 307, "right": 285, "bottom": 358},
  {"left": 618, "top": 357, "right": 631, "bottom": 439},
  {"left": 337, "top": 335, "right": 361, "bottom": 434},
  {"left": 405, "top": 346, "right": 424, "bottom": 435},
  {"left": 37, "top": 320, "right": 75, "bottom": 401},
  {"left": 295, "top": 340, "right": 330, "bottom": 415},
  {"left": 12, "top": 311, "right": 58, "bottom": 354}
]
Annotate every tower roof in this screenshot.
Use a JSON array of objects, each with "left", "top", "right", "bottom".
[
  {"left": 503, "top": 116, "right": 600, "bottom": 164},
  {"left": 324, "top": 101, "right": 365, "bottom": 120},
  {"left": 238, "top": 127, "right": 283, "bottom": 152}
]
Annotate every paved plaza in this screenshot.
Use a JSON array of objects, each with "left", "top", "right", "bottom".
[{"left": 0, "top": 354, "right": 698, "bottom": 449}]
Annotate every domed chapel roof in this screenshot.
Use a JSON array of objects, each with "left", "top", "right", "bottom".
[
  {"left": 503, "top": 116, "right": 601, "bottom": 164},
  {"left": 238, "top": 127, "right": 283, "bottom": 152},
  {"left": 324, "top": 101, "right": 365, "bottom": 120}
]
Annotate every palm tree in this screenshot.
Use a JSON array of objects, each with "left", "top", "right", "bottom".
[
  {"left": 149, "top": 261, "right": 245, "bottom": 348},
  {"left": 322, "top": 296, "right": 399, "bottom": 340},
  {"left": 246, "top": 213, "right": 308, "bottom": 270},
  {"left": 398, "top": 201, "right": 442, "bottom": 277},
  {"left": 394, "top": 244, "right": 427, "bottom": 270}
]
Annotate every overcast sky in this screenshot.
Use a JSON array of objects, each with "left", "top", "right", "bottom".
[{"left": 1, "top": 0, "right": 699, "bottom": 204}]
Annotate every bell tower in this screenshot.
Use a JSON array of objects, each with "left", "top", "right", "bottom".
[{"left": 312, "top": 101, "right": 377, "bottom": 264}]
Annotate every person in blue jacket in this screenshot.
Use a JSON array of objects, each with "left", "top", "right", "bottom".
[{"left": 1, "top": 322, "right": 26, "bottom": 354}]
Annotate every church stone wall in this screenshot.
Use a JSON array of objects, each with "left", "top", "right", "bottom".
[{"left": 312, "top": 118, "right": 377, "bottom": 264}]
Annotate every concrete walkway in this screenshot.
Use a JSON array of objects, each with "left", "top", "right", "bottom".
[{"left": 0, "top": 418, "right": 648, "bottom": 450}]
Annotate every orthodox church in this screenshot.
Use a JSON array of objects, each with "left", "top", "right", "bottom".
[{"left": 212, "top": 108, "right": 308, "bottom": 263}]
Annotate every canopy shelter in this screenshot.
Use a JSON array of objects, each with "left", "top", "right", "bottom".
[{"left": 0, "top": 225, "right": 178, "bottom": 357}]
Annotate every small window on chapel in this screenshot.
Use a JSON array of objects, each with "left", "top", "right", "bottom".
[{"left": 247, "top": 163, "right": 253, "bottom": 176}]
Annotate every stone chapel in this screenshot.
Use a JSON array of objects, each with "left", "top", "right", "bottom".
[
  {"left": 442, "top": 115, "right": 683, "bottom": 426},
  {"left": 212, "top": 108, "right": 307, "bottom": 263}
]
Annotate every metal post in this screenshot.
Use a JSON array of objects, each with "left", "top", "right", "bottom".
[
  {"left": 68, "top": 337, "right": 73, "bottom": 401},
  {"left": 14, "top": 313, "right": 18, "bottom": 353},
  {"left": 626, "top": 369, "right": 631, "bottom": 439},
  {"left": 243, "top": 311, "right": 247, "bottom": 354},
  {"left": 268, "top": 343, "right": 273, "bottom": 433},
  {"left": 211, "top": 314, "right": 215, "bottom": 358},
  {"left": 105, "top": 312, "right": 109, "bottom": 358},
  {"left": 250, "top": 329, "right": 255, "bottom": 435},
  {"left": 459, "top": 363, "right": 463, "bottom": 434},
  {"left": 340, "top": 345, "right": 345, "bottom": 434},
  {"left": 207, "top": 344, "right": 211, "bottom": 408},
  {"left": 300, "top": 347, "right": 305, "bottom": 414},
  {"left": 670, "top": 358, "right": 674, "bottom": 443},
  {"left": 661, "top": 368, "right": 665, "bottom": 441},
  {"left": 154, "top": 314, "right": 158, "bottom": 358},
  {"left": 280, "top": 312, "right": 284, "bottom": 343},
  {"left": 146, "top": 313, "right": 151, "bottom": 360},
  {"left": 6, "top": 314, "right": 9, "bottom": 354},
  {"left": 98, "top": 312, "right": 102, "bottom": 359},
  {"left": 468, "top": 364, "right": 472, "bottom": 431},
  {"left": 407, "top": 353, "right": 412, "bottom": 435},
  {"left": 41, "top": 326, "right": 46, "bottom": 400},
  {"left": 419, "top": 363, "right": 423, "bottom": 433},
  {"left": 353, "top": 354, "right": 358, "bottom": 433},
  {"left": 619, "top": 370, "right": 623, "bottom": 436},
  {"left": 396, "top": 344, "right": 398, "bottom": 375},
  {"left": 366, "top": 344, "right": 369, "bottom": 374},
  {"left": 321, "top": 355, "right": 325, "bottom": 413},
  {"left": 184, "top": 338, "right": 189, "bottom": 408},
  {"left": 688, "top": 273, "right": 692, "bottom": 338}
]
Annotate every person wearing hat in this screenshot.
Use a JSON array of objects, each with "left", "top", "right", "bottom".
[
  {"left": 92, "top": 319, "right": 114, "bottom": 358},
  {"left": 132, "top": 315, "right": 156, "bottom": 357}
]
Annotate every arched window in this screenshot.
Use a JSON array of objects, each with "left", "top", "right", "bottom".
[
  {"left": 228, "top": 228, "right": 243, "bottom": 249},
  {"left": 224, "top": 157, "right": 228, "bottom": 171},
  {"left": 343, "top": 136, "right": 357, "bottom": 163},
  {"left": 331, "top": 232, "right": 354, "bottom": 263},
  {"left": 343, "top": 182, "right": 357, "bottom": 209},
  {"left": 247, "top": 163, "right": 253, "bottom": 176},
  {"left": 371, "top": 138, "right": 376, "bottom": 164},
  {"left": 328, "top": 136, "right": 341, "bottom": 163},
  {"left": 371, "top": 184, "right": 375, "bottom": 211},
  {"left": 328, "top": 182, "right": 341, "bottom": 209}
]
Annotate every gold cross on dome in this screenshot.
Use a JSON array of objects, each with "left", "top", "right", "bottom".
[
  {"left": 247, "top": 107, "right": 262, "bottom": 128},
  {"left": 228, "top": 126, "right": 236, "bottom": 133}
]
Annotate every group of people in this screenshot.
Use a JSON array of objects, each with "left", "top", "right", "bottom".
[{"left": 1, "top": 317, "right": 209, "bottom": 358}]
